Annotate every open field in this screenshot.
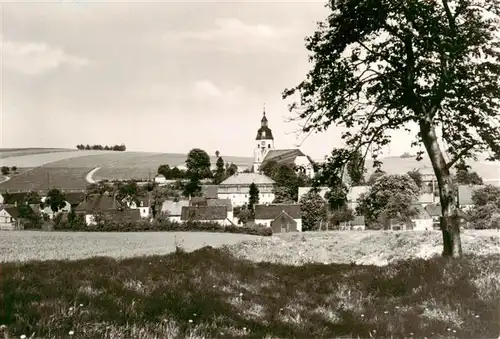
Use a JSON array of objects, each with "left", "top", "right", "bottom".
[
  {"left": 0, "top": 148, "right": 72, "bottom": 160},
  {"left": 0, "top": 150, "right": 108, "bottom": 167},
  {"left": 0, "top": 167, "right": 91, "bottom": 192},
  {"left": 0, "top": 234, "right": 498, "bottom": 338},
  {"left": 0, "top": 231, "right": 262, "bottom": 263},
  {"left": 0, "top": 150, "right": 253, "bottom": 189},
  {"left": 364, "top": 155, "right": 500, "bottom": 183}
]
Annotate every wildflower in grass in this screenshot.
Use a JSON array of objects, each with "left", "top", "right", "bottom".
[
  {"left": 69, "top": 307, "right": 74, "bottom": 311},
  {"left": 79, "top": 303, "right": 83, "bottom": 307},
  {"left": 69, "top": 330, "right": 74, "bottom": 335},
  {"left": 20, "top": 335, "right": 26, "bottom": 339},
  {"left": 188, "top": 319, "right": 193, "bottom": 323},
  {"left": 475, "top": 315, "right": 480, "bottom": 318},
  {"left": 384, "top": 311, "right": 389, "bottom": 314}
]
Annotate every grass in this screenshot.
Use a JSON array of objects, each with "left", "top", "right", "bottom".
[
  {"left": 0, "top": 231, "right": 263, "bottom": 263},
  {"left": 0, "top": 246, "right": 498, "bottom": 339},
  {"left": 0, "top": 167, "right": 91, "bottom": 191},
  {"left": 0, "top": 148, "right": 72, "bottom": 160},
  {"left": 0, "top": 150, "right": 253, "bottom": 188}
]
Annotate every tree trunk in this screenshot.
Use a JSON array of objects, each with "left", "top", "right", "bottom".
[{"left": 419, "top": 119, "right": 462, "bottom": 258}]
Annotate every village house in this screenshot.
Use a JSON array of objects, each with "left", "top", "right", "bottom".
[
  {"left": 154, "top": 174, "right": 167, "bottom": 185},
  {"left": 252, "top": 109, "right": 315, "bottom": 178},
  {"left": 180, "top": 205, "right": 233, "bottom": 226},
  {"left": 254, "top": 203, "right": 302, "bottom": 233},
  {"left": 75, "top": 194, "right": 125, "bottom": 225},
  {"left": 161, "top": 200, "right": 190, "bottom": 222},
  {"left": 411, "top": 204, "right": 434, "bottom": 231},
  {"left": 123, "top": 195, "right": 152, "bottom": 219},
  {"left": 0, "top": 206, "right": 23, "bottom": 231},
  {"left": 218, "top": 173, "right": 275, "bottom": 207}
]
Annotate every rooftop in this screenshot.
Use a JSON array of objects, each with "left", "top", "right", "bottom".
[
  {"left": 219, "top": 173, "right": 275, "bottom": 186},
  {"left": 254, "top": 203, "right": 301, "bottom": 220}
]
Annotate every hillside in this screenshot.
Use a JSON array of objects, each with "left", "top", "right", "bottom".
[{"left": 0, "top": 149, "right": 253, "bottom": 191}]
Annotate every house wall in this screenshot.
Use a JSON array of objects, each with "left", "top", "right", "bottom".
[
  {"left": 0, "top": 210, "right": 15, "bottom": 230},
  {"left": 139, "top": 207, "right": 150, "bottom": 218},
  {"left": 255, "top": 218, "right": 302, "bottom": 232},
  {"left": 412, "top": 218, "right": 434, "bottom": 231},
  {"left": 218, "top": 191, "right": 275, "bottom": 207}
]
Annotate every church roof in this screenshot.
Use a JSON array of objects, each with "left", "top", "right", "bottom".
[
  {"left": 256, "top": 126, "right": 274, "bottom": 140},
  {"left": 263, "top": 149, "right": 306, "bottom": 165}
]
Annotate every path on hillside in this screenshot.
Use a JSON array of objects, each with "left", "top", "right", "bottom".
[
  {"left": 0, "top": 176, "right": 11, "bottom": 184},
  {"left": 85, "top": 167, "right": 101, "bottom": 184}
]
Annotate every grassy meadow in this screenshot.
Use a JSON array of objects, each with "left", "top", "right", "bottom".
[
  {"left": 0, "top": 148, "right": 72, "bottom": 160},
  {"left": 0, "top": 231, "right": 499, "bottom": 338},
  {"left": 0, "top": 247, "right": 498, "bottom": 339}
]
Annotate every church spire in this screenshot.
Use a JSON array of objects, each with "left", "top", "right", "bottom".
[{"left": 261, "top": 103, "right": 268, "bottom": 127}]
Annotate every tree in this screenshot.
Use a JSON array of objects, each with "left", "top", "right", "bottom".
[
  {"left": 226, "top": 163, "right": 238, "bottom": 177},
  {"left": 45, "top": 188, "right": 67, "bottom": 214},
  {"left": 400, "top": 152, "right": 413, "bottom": 158},
  {"left": 329, "top": 206, "right": 355, "bottom": 228},
  {"left": 183, "top": 177, "right": 202, "bottom": 198},
  {"left": 215, "top": 150, "right": 220, "bottom": 158},
  {"left": 11, "top": 166, "right": 17, "bottom": 173},
  {"left": 299, "top": 190, "right": 327, "bottom": 231},
  {"left": 455, "top": 162, "right": 484, "bottom": 185},
  {"left": 324, "top": 184, "right": 348, "bottom": 211},
  {"left": 248, "top": 182, "right": 260, "bottom": 212},
  {"left": 367, "top": 170, "right": 386, "bottom": 185},
  {"left": 283, "top": 0, "right": 500, "bottom": 256},
  {"left": 186, "top": 148, "right": 212, "bottom": 179},
  {"left": 356, "top": 174, "right": 420, "bottom": 229},
  {"left": 346, "top": 149, "right": 366, "bottom": 186},
  {"left": 116, "top": 180, "right": 141, "bottom": 205},
  {"left": 158, "top": 164, "right": 172, "bottom": 179},
  {"left": 1, "top": 166, "right": 10, "bottom": 176},
  {"left": 273, "top": 186, "right": 296, "bottom": 204},
  {"left": 24, "top": 191, "right": 42, "bottom": 205},
  {"left": 213, "top": 156, "right": 226, "bottom": 184},
  {"left": 407, "top": 169, "right": 423, "bottom": 189},
  {"left": 469, "top": 185, "right": 500, "bottom": 229}
]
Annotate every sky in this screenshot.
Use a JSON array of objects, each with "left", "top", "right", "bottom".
[{"left": 1, "top": 0, "right": 418, "bottom": 160}]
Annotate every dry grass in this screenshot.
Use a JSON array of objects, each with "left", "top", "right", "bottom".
[
  {"left": 0, "top": 148, "right": 73, "bottom": 160},
  {"left": 224, "top": 230, "right": 500, "bottom": 266},
  {"left": 0, "top": 246, "right": 498, "bottom": 339},
  {"left": 0, "top": 231, "right": 262, "bottom": 263}
]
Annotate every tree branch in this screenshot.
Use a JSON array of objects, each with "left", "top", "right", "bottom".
[{"left": 445, "top": 145, "right": 476, "bottom": 170}]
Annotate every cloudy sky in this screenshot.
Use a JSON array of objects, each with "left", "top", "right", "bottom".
[{"left": 1, "top": 0, "right": 415, "bottom": 160}]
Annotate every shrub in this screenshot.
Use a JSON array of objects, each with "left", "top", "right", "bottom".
[{"left": 52, "top": 217, "right": 273, "bottom": 236}]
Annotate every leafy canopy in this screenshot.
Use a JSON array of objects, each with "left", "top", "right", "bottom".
[{"left": 284, "top": 0, "right": 500, "bottom": 171}]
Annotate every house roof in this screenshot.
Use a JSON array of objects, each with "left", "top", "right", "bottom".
[
  {"left": 413, "top": 204, "right": 432, "bottom": 219},
  {"left": 75, "top": 194, "right": 121, "bottom": 213},
  {"left": 2, "top": 206, "right": 19, "bottom": 218},
  {"left": 161, "top": 200, "right": 190, "bottom": 216},
  {"left": 425, "top": 204, "right": 442, "bottom": 217},
  {"left": 263, "top": 149, "right": 306, "bottom": 166},
  {"left": 190, "top": 197, "right": 207, "bottom": 206},
  {"left": 202, "top": 185, "right": 218, "bottom": 199},
  {"left": 127, "top": 209, "right": 142, "bottom": 221},
  {"left": 64, "top": 192, "right": 86, "bottom": 205},
  {"left": 219, "top": 173, "right": 275, "bottom": 186},
  {"left": 181, "top": 206, "right": 228, "bottom": 221},
  {"left": 256, "top": 125, "right": 274, "bottom": 140},
  {"left": 2, "top": 192, "right": 28, "bottom": 205},
  {"left": 254, "top": 204, "right": 301, "bottom": 220},
  {"left": 458, "top": 185, "right": 485, "bottom": 205},
  {"left": 206, "top": 198, "right": 233, "bottom": 210}
]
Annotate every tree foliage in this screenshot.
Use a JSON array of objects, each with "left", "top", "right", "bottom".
[
  {"left": 45, "top": 188, "right": 67, "bottom": 214},
  {"left": 299, "top": 190, "right": 327, "bottom": 231},
  {"left": 1, "top": 166, "right": 9, "bottom": 176},
  {"left": 367, "top": 170, "right": 386, "bottom": 185},
  {"left": 283, "top": 0, "right": 500, "bottom": 256},
  {"left": 469, "top": 185, "right": 500, "bottom": 229},
  {"left": 407, "top": 169, "right": 423, "bottom": 188},
  {"left": 248, "top": 183, "right": 260, "bottom": 212},
  {"left": 213, "top": 156, "right": 226, "bottom": 184},
  {"left": 356, "top": 174, "right": 419, "bottom": 228},
  {"left": 185, "top": 148, "right": 212, "bottom": 179},
  {"left": 346, "top": 149, "right": 366, "bottom": 185}
]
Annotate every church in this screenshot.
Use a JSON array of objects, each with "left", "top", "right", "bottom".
[{"left": 252, "top": 108, "right": 315, "bottom": 178}]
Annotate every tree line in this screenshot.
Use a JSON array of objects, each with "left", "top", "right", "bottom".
[{"left": 76, "top": 144, "right": 126, "bottom": 151}]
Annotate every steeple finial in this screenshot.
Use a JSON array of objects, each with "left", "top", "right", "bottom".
[{"left": 263, "top": 103, "right": 266, "bottom": 116}]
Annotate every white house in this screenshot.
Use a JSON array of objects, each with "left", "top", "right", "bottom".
[
  {"left": 125, "top": 196, "right": 152, "bottom": 219},
  {"left": 154, "top": 174, "right": 167, "bottom": 185},
  {"left": 252, "top": 109, "right": 315, "bottom": 178},
  {"left": 254, "top": 203, "right": 302, "bottom": 232},
  {"left": 0, "top": 207, "right": 22, "bottom": 231},
  {"left": 40, "top": 197, "right": 72, "bottom": 219},
  {"left": 411, "top": 204, "right": 434, "bottom": 231},
  {"left": 161, "top": 200, "right": 190, "bottom": 223},
  {"left": 218, "top": 173, "right": 275, "bottom": 207},
  {"left": 180, "top": 205, "right": 234, "bottom": 226}
]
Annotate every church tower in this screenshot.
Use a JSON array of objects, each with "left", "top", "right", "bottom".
[{"left": 253, "top": 106, "right": 275, "bottom": 172}]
